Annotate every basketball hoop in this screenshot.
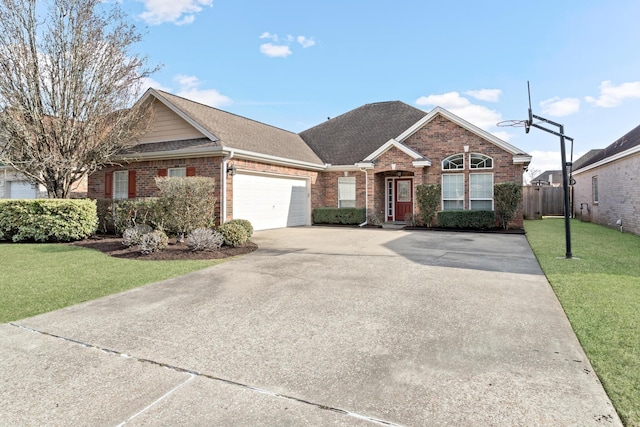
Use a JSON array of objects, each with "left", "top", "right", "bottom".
[{"left": 496, "top": 119, "right": 531, "bottom": 133}]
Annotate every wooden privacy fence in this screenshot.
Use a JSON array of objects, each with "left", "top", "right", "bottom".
[{"left": 523, "top": 186, "right": 566, "bottom": 219}]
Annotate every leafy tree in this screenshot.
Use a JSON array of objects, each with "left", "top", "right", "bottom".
[
  {"left": 494, "top": 182, "right": 522, "bottom": 230},
  {"left": 0, "top": 0, "right": 157, "bottom": 198},
  {"left": 416, "top": 184, "right": 441, "bottom": 227}
]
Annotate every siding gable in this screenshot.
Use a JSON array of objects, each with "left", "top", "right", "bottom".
[{"left": 138, "top": 99, "right": 206, "bottom": 144}]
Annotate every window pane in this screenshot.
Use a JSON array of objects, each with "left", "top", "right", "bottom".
[
  {"left": 442, "top": 174, "right": 464, "bottom": 198},
  {"left": 592, "top": 176, "right": 599, "bottom": 203},
  {"left": 443, "top": 200, "right": 464, "bottom": 210},
  {"left": 442, "top": 154, "right": 464, "bottom": 170},
  {"left": 470, "top": 153, "right": 493, "bottom": 169},
  {"left": 113, "top": 171, "right": 128, "bottom": 200},
  {"left": 470, "top": 173, "right": 493, "bottom": 198},
  {"left": 338, "top": 177, "right": 356, "bottom": 208},
  {"left": 168, "top": 167, "right": 186, "bottom": 177},
  {"left": 470, "top": 200, "right": 493, "bottom": 210}
]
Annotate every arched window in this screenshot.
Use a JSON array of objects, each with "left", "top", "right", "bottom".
[
  {"left": 442, "top": 153, "right": 464, "bottom": 170},
  {"left": 469, "top": 153, "right": 493, "bottom": 169}
]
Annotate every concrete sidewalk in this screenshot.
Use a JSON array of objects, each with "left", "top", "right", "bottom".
[{"left": 0, "top": 227, "right": 621, "bottom": 426}]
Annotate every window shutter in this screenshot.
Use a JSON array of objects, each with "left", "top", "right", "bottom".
[
  {"left": 157, "top": 168, "right": 167, "bottom": 177},
  {"left": 104, "top": 171, "right": 113, "bottom": 198},
  {"left": 186, "top": 166, "right": 196, "bottom": 176},
  {"left": 128, "top": 170, "right": 137, "bottom": 199}
]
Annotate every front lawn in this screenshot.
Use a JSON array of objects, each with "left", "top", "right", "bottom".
[
  {"left": 525, "top": 219, "right": 640, "bottom": 426},
  {"left": 0, "top": 243, "right": 223, "bottom": 323}
]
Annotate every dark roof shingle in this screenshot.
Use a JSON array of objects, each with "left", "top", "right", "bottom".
[
  {"left": 299, "top": 101, "right": 426, "bottom": 165},
  {"left": 574, "top": 124, "right": 640, "bottom": 170}
]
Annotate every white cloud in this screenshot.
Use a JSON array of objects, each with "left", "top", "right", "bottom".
[
  {"left": 259, "top": 32, "right": 278, "bottom": 41},
  {"left": 585, "top": 80, "right": 640, "bottom": 107},
  {"left": 138, "top": 0, "right": 213, "bottom": 25},
  {"left": 540, "top": 97, "right": 580, "bottom": 117},
  {"left": 491, "top": 130, "right": 514, "bottom": 142},
  {"left": 174, "top": 74, "right": 231, "bottom": 107},
  {"left": 139, "top": 77, "right": 172, "bottom": 94},
  {"left": 465, "top": 89, "right": 502, "bottom": 102},
  {"left": 297, "top": 36, "right": 315, "bottom": 48},
  {"left": 415, "top": 91, "right": 502, "bottom": 129},
  {"left": 259, "top": 33, "right": 315, "bottom": 57},
  {"left": 260, "top": 43, "right": 292, "bottom": 58}
]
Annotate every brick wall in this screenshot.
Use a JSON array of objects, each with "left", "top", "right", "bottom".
[
  {"left": 317, "top": 171, "right": 367, "bottom": 208},
  {"left": 572, "top": 152, "right": 640, "bottom": 235}
]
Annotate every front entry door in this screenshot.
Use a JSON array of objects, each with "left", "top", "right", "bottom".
[{"left": 394, "top": 178, "right": 413, "bottom": 221}]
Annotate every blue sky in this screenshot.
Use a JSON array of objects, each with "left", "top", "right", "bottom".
[{"left": 121, "top": 0, "right": 640, "bottom": 177}]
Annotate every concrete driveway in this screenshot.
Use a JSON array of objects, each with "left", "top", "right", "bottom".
[{"left": 0, "top": 227, "right": 620, "bottom": 426}]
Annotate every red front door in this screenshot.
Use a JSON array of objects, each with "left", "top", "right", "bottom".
[{"left": 394, "top": 178, "right": 413, "bottom": 221}]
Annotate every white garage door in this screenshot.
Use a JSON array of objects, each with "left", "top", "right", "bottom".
[
  {"left": 233, "top": 173, "right": 309, "bottom": 231},
  {"left": 8, "top": 181, "right": 36, "bottom": 199}
]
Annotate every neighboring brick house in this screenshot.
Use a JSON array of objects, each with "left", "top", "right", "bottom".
[
  {"left": 572, "top": 124, "right": 640, "bottom": 235},
  {"left": 531, "top": 170, "right": 563, "bottom": 187},
  {"left": 88, "top": 89, "right": 532, "bottom": 230}
]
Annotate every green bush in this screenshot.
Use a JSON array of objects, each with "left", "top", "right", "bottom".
[
  {"left": 312, "top": 207, "right": 366, "bottom": 225},
  {"left": 416, "top": 184, "right": 441, "bottom": 227},
  {"left": 226, "top": 219, "right": 253, "bottom": 237},
  {"left": 217, "top": 222, "right": 249, "bottom": 247},
  {"left": 139, "top": 230, "right": 168, "bottom": 255},
  {"left": 436, "top": 210, "right": 496, "bottom": 230},
  {"left": 0, "top": 199, "right": 97, "bottom": 242},
  {"left": 112, "top": 198, "right": 163, "bottom": 233},
  {"left": 155, "top": 177, "right": 217, "bottom": 236},
  {"left": 494, "top": 182, "right": 522, "bottom": 230}
]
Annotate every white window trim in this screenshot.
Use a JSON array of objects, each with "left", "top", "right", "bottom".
[
  {"left": 442, "top": 173, "right": 464, "bottom": 210},
  {"left": 442, "top": 153, "right": 465, "bottom": 170},
  {"left": 168, "top": 167, "right": 186, "bottom": 177},
  {"left": 469, "top": 172, "right": 494, "bottom": 210},
  {"left": 113, "top": 170, "right": 128, "bottom": 200},
  {"left": 338, "top": 176, "right": 356, "bottom": 208},
  {"left": 469, "top": 153, "right": 494, "bottom": 170}
]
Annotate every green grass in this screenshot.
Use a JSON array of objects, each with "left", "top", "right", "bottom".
[
  {"left": 525, "top": 219, "right": 640, "bottom": 426},
  {"left": 0, "top": 243, "right": 223, "bottom": 323}
]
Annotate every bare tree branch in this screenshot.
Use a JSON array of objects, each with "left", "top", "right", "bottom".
[{"left": 0, "top": 0, "right": 158, "bottom": 198}]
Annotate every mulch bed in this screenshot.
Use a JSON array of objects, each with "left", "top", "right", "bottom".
[{"left": 71, "top": 235, "right": 258, "bottom": 261}]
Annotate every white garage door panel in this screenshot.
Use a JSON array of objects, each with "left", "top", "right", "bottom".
[
  {"left": 8, "top": 181, "right": 36, "bottom": 199},
  {"left": 233, "top": 173, "right": 308, "bottom": 231}
]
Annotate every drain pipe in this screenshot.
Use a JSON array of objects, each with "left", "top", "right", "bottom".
[
  {"left": 221, "top": 150, "right": 235, "bottom": 225},
  {"left": 359, "top": 168, "right": 368, "bottom": 227}
]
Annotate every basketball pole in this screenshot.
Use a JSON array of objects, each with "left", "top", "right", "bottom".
[{"left": 527, "top": 113, "right": 574, "bottom": 259}]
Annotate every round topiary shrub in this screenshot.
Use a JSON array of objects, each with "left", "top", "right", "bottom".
[
  {"left": 139, "top": 230, "right": 169, "bottom": 255},
  {"left": 187, "top": 228, "right": 224, "bottom": 251},
  {"left": 226, "top": 219, "right": 254, "bottom": 237},
  {"left": 217, "top": 222, "right": 249, "bottom": 247}
]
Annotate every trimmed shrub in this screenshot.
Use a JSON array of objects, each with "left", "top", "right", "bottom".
[
  {"left": 226, "top": 219, "right": 253, "bottom": 237},
  {"left": 112, "top": 198, "right": 163, "bottom": 234},
  {"left": 0, "top": 199, "right": 97, "bottom": 242},
  {"left": 139, "top": 230, "right": 168, "bottom": 255},
  {"left": 312, "top": 207, "right": 366, "bottom": 225},
  {"left": 188, "top": 228, "right": 223, "bottom": 251},
  {"left": 437, "top": 210, "right": 496, "bottom": 230},
  {"left": 494, "top": 182, "right": 523, "bottom": 230},
  {"left": 366, "top": 212, "right": 383, "bottom": 226},
  {"left": 155, "top": 176, "right": 216, "bottom": 236},
  {"left": 404, "top": 213, "right": 423, "bottom": 227},
  {"left": 217, "top": 222, "right": 249, "bottom": 247},
  {"left": 122, "top": 224, "right": 153, "bottom": 247},
  {"left": 416, "top": 184, "right": 441, "bottom": 227}
]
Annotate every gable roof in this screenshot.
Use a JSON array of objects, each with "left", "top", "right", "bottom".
[
  {"left": 571, "top": 149, "right": 603, "bottom": 171},
  {"left": 573, "top": 124, "right": 640, "bottom": 172},
  {"left": 134, "top": 89, "right": 323, "bottom": 166},
  {"left": 396, "top": 107, "right": 531, "bottom": 163},
  {"left": 299, "top": 101, "right": 427, "bottom": 165},
  {"left": 531, "top": 170, "right": 563, "bottom": 185}
]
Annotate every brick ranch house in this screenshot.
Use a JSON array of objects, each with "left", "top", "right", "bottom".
[
  {"left": 88, "top": 89, "right": 532, "bottom": 231},
  {"left": 572, "top": 123, "right": 640, "bottom": 235}
]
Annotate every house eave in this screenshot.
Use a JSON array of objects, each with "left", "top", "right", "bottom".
[
  {"left": 363, "top": 139, "right": 424, "bottom": 161},
  {"left": 573, "top": 144, "right": 640, "bottom": 174},
  {"left": 117, "top": 146, "right": 326, "bottom": 171},
  {"left": 355, "top": 162, "right": 375, "bottom": 169},
  {"left": 513, "top": 155, "right": 532, "bottom": 164},
  {"left": 325, "top": 164, "right": 364, "bottom": 172}
]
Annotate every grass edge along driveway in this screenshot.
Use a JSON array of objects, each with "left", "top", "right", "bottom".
[
  {"left": 0, "top": 243, "right": 223, "bottom": 324},
  {"left": 525, "top": 219, "right": 640, "bottom": 427}
]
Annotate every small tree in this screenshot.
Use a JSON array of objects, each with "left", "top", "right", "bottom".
[
  {"left": 416, "top": 184, "right": 441, "bottom": 227},
  {"left": 494, "top": 182, "right": 522, "bottom": 230},
  {"left": 0, "top": 0, "right": 157, "bottom": 198},
  {"left": 155, "top": 176, "right": 216, "bottom": 240}
]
